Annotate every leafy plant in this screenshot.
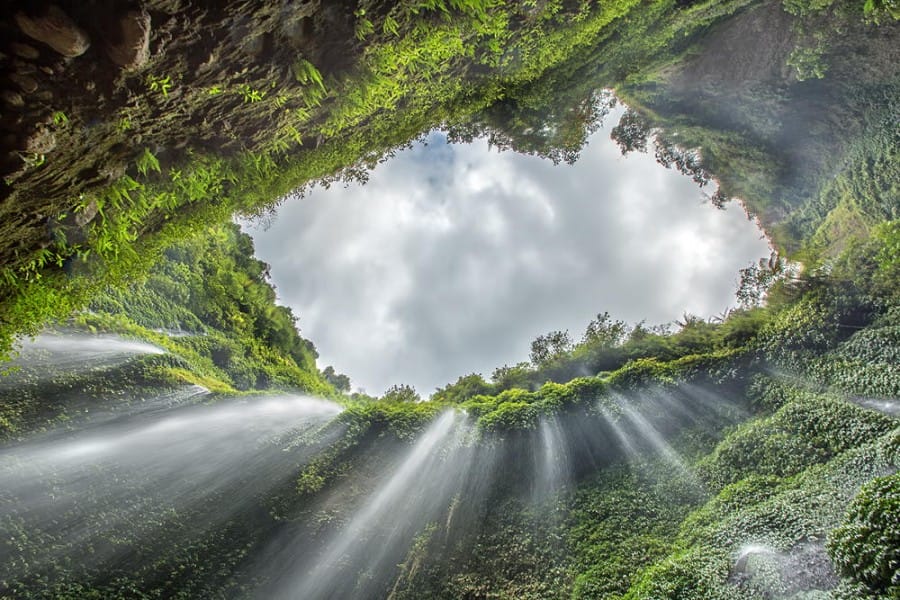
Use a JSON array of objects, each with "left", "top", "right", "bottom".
[
  {"left": 136, "top": 148, "right": 161, "bottom": 177},
  {"left": 17, "top": 152, "right": 46, "bottom": 168},
  {"left": 828, "top": 473, "right": 900, "bottom": 597},
  {"left": 354, "top": 8, "right": 376, "bottom": 40},
  {"left": 292, "top": 59, "right": 326, "bottom": 92},
  {"left": 383, "top": 15, "right": 401, "bottom": 36},
  {"left": 787, "top": 40, "right": 829, "bottom": 81},
  {"left": 146, "top": 73, "right": 173, "bottom": 98},
  {"left": 236, "top": 83, "right": 265, "bottom": 103}
]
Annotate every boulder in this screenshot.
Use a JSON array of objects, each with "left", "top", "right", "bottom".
[
  {"left": 10, "top": 73, "right": 38, "bottom": 94},
  {"left": 75, "top": 198, "right": 99, "bottom": 227},
  {"left": 15, "top": 6, "right": 90, "bottom": 58},
  {"left": 2, "top": 90, "right": 25, "bottom": 108},
  {"left": 105, "top": 10, "right": 151, "bottom": 69},
  {"left": 10, "top": 42, "right": 40, "bottom": 60},
  {"left": 21, "top": 128, "right": 57, "bottom": 154}
]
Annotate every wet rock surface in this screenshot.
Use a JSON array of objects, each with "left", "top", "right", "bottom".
[
  {"left": 731, "top": 541, "right": 841, "bottom": 598},
  {"left": 20, "top": 127, "right": 56, "bottom": 155},
  {"left": 10, "top": 72, "right": 38, "bottom": 94},
  {"left": 1, "top": 90, "right": 25, "bottom": 108}
]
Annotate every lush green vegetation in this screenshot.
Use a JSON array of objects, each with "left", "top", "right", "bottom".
[
  {"left": 87, "top": 222, "right": 329, "bottom": 394},
  {"left": 3, "top": 220, "right": 896, "bottom": 596},
  {"left": 828, "top": 473, "right": 900, "bottom": 597},
  {"left": 6, "top": 0, "right": 893, "bottom": 360},
  {"left": 0, "top": 221, "right": 335, "bottom": 440},
  {"left": 0, "top": 0, "right": 650, "bottom": 362},
  {"left": 0, "top": 0, "right": 897, "bottom": 598}
]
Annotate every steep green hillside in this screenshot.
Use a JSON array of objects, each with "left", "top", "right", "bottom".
[
  {"left": 0, "top": 221, "right": 333, "bottom": 442},
  {"left": 2, "top": 232, "right": 897, "bottom": 597},
  {"left": 87, "top": 222, "right": 327, "bottom": 393},
  {"left": 0, "top": 0, "right": 898, "bottom": 599},
  {"left": 454, "top": 0, "right": 899, "bottom": 255}
]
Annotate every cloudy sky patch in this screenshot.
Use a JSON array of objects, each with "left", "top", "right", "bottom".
[{"left": 245, "top": 112, "right": 771, "bottom": 395}]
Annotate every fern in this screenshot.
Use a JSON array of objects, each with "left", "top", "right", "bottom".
[
  {"left": 293, "top": 59, "right": 326, "bottom": 92},
  {"left": 236, "top": 83, "right": 265, "bottom": 103},
  {"left": 136, "top": 148, "right": 161, "bottom": 177},
  {"left": 383, "top": 15, "right": 401, "bottom": 36}
]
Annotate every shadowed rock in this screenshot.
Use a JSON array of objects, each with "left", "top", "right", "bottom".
[
  {"left": 20, "top": 128, "right": 56, "bottom": 154},
  {"left": 10, "top": 73, "right": 38, "bottom": 94},
  {"left": 105, "top": 10, "right": 151, "bottom": 69},
  {"left": 75, "top": 199, "right": 99, "bottom": 227},
  {"left": 15, "top": 6, "right": 91, "bottom": 58},
  {"left": 10, "top": 42, "right": 40, "bottom": 60},
  {"left": 1, "top": 90, "right": 25, "bottom": 108}
]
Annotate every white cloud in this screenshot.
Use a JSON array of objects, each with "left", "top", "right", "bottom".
[{"left": 244, "top": 113, "right": 771, "bottom": 396}]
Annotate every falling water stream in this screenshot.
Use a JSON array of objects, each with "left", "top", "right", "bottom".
[
  {"left": 2, "top": 332, "right": 165, "bottom": 375},
  {"left": 268, "top": 410, "right": 471, "bottom": 600},
  {"left": 0, "top": 334, "right": 345, "bottom": 591},
  {"left": 2, "top": 332, "right": 860, "bottom": 598},
  {"left": 533, "top": 416, "right": 572, "bottom": 505}
]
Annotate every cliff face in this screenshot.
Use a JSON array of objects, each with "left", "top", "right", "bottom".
[
  {"left": 2, "top": 1, "right": 896, "bottom": 285},
  {"left": 617, "top": 2, "right": 900, "bottom": 251},
  {"left": 2, "top": 266, "right": 898, "bottom": 598},
  {"left": 1, "top": 1, "right": 354, "bottom": 268},
  {"left": 2, "top": 0, "right": 656, "bottom": 358},
  {"left": 0, "top": 1, "right": 895, "bottom": 364}
]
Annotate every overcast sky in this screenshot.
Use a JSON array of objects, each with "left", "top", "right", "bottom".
[{"left": 244, "top": 111, "right": 771, "bottom": 396}]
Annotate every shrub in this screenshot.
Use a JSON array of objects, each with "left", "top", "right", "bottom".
[{"left": 828, "top": 473, "right": 900, "bottom": 597}]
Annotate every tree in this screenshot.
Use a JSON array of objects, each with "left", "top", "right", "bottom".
[
  {"left": 653, "top": 136, "right": 711, "bottom": 187},
  {"left": 444, "top": 84, "right": 616, "bottom": 165},
  {"left": 610, "top": 109, "right": 652, "bottom": 155},
  {"left": 708, "top": 188, "right": 729, "bottom": 210},
  {"left": 491, "top": 362, "right": 533, "bottom": 391},
  {"left": 433, "top": 373, "right": 492, "bottom": 403},
  {"left": 322, "top": 365, "right": 351, "bottom": 393},
  {"left": 581, "top": 311, "right": 628, "bottom": 348},
  {"left": 381, "top": 383, "right": 420, "bottom": 404},
  {"left": 530, "top": 330, "right": 573, "bottom": 367},
  {"left": 736, "top": 252, "right": 784, "bottom": 308}
]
